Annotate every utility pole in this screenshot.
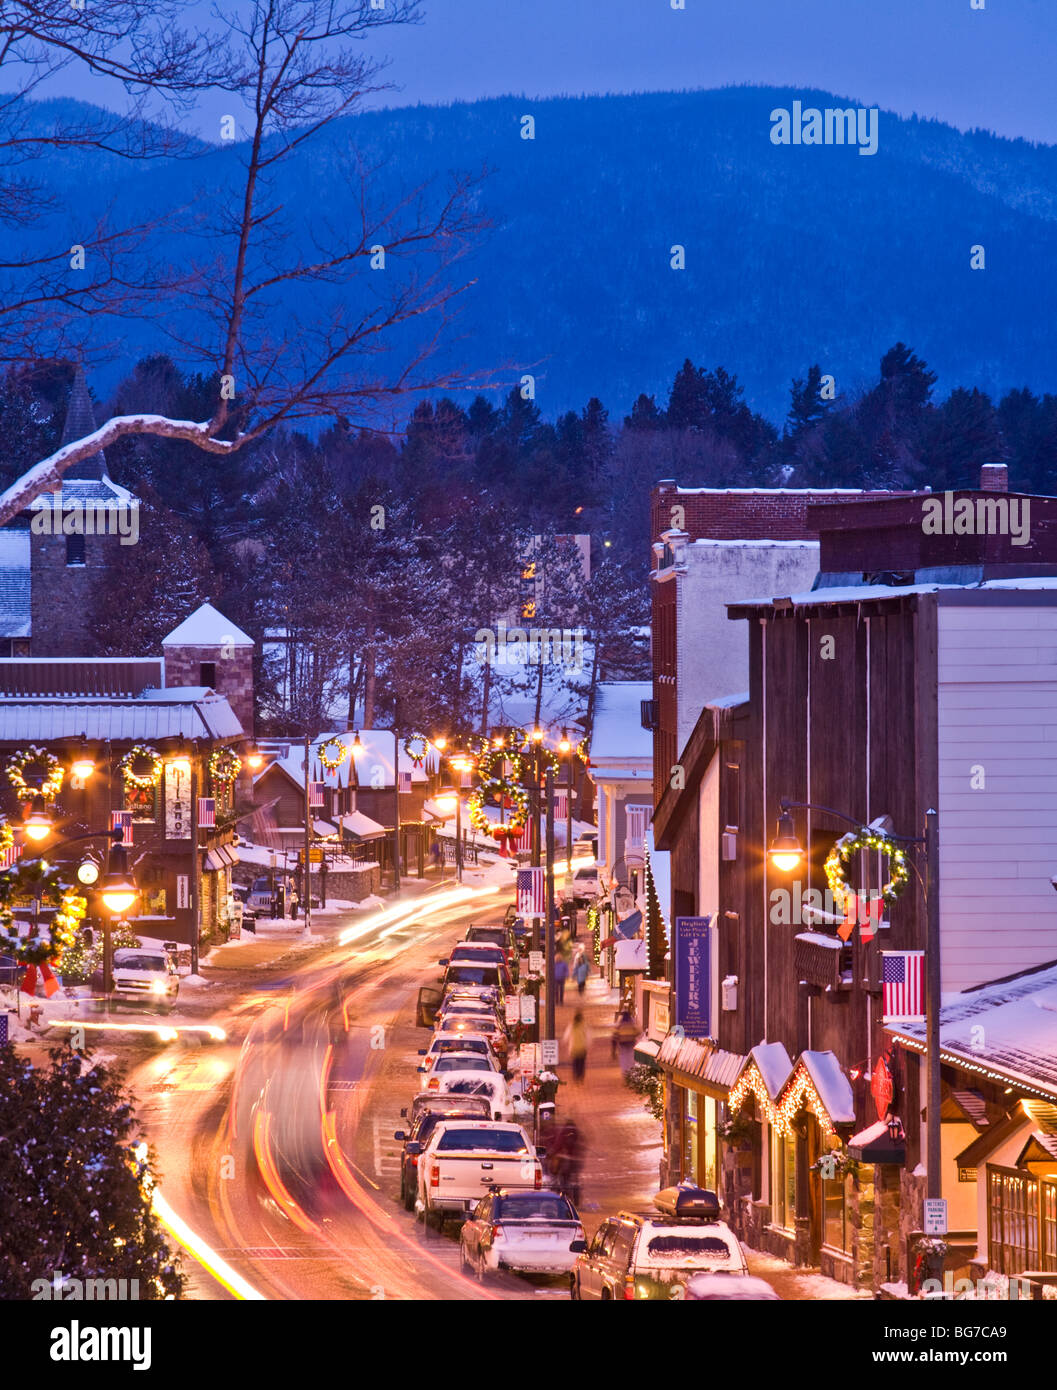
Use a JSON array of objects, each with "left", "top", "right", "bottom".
[
  {"left": 190, "top": 744, "right": 200, "bottom": 974},
  {"left": 544, "top": 766, "right": 556, "bottom": 1044},
  {"left": 925, "top": 808, "right": 941, "bottom": 1200},
  {"left": 303, "top": 733, "right": 312, "bottom": 937},
  {"left": 392, "top": 699, "right": 402, "bottom": 894}
]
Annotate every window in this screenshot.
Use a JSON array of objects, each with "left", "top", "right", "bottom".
[
  {"left": 988, "top": 1166, "right": 1041, "bottom": 1274},
  {"left": 199, "top": 661, "right": 217, "bottom": 687},
  {"left": 1042, "top": 1179, "right": 1057, "bottom": 1272},
  {"left": 66, "top": 533, "right": 86, "bottom": 566},
  {"left": 435, "top": 1128, "right": 527, "bottom": 1153},
  {"left": 611, "top": 1225, "right": 636, "bottom": 1271},
  {"left": 771, "top": 1129, "right": 796, "bottom": 1231},
  {"left": 821, "top": 1148, "right": 852, "bottom": 1255}
]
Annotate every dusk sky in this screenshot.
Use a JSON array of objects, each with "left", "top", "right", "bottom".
[{"left": 28, "top": 0, "right": 1057, "bottom": 145}]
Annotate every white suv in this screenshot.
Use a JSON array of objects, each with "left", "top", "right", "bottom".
[{"left": 110, "top": 948, "right": 180, "bottom": 1012}]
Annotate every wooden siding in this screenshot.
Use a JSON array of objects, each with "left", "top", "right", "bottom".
[{"left": 937, "top": 603, "right": 1057, "bottom": 991}]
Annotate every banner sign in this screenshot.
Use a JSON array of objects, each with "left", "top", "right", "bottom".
[
  {"left": 164, "top": 763, "right": 192, "bottom": 840},
  {"left": 675, "top": 915, "right": 712, "bottom": 1038}
]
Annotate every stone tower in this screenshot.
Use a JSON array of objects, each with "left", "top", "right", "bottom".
[
  {"left": 162, "top": 601, "right": 255, "bottom": 734},
  {"left": 29, "top": 364, "right": 139, "bottom": 655}
]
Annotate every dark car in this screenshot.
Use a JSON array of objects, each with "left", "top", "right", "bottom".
[{"left": 394, "top": 1099, "right": 493, "bottom": 1211}]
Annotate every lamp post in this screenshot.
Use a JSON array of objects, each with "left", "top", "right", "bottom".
[
  {"left": 544, "top": 764, "right": 556, "bottom": 1045},
  {"left": 392, "top": 701, "right": 402, "bottom": 894},
  {"left": 768, "top": 797, "right": 941, "bottom": 1202},
  {"left": 302, "top": 732, "right": 313, "bottom": 936},
  {"left": 559, "top": 727, "right": 573, "bottom": 877}
]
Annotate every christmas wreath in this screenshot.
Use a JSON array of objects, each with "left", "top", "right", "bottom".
[
  {"left": 0, "top": 861, "right": 86, "bottom": 966},
  {"left": 402, "top": 733, "right": 429, "bottom": 768},
  {"left": 469, "top": 776, "right": 530, "bottom": 835},
  {"left": 824, "top": 828, "right": 909, "bottom": 914},
  {"left": 319, "top": 738, "right": 347, "bottom": 772},
  {"left": 120, "top": 744, "right": 163, "bottom": 790},
  {"left": 7, "top": 746, "right": 64, "bottom": 802},
  {"left": 209, "top": 747, "right": 242, "bottom": 784}
]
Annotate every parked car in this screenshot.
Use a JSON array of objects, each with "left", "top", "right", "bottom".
[
  {"left": 419, "top": 1052, "right": 500, "bottom": 1092},
  {"left": 432, "top": 1014, "right": 509, "bottom": 1069},
  {"left": 418, "top": 1034, "right": 500, "bottom": 1073},
  {"left": 460, "top": 1188, "right": 586, "bottom": 1279},
  {"left": 571, "top": 1185, "right": 747, "bottom": 1300},
  {"left": 414, "top": 1120, "right": 541, "bottom": 1226},
  {"left": 393, "top": 1104, "right": 493, "bottom": 1212},
  {"left": 463, "top": 923, "right": 518, "bottom": 956},
  {"left": 400, "top": 1091, "right": 493, "bottom": 1127},
  {"left": 248, "top": 877, "right": 276, "bottom": 913},
  {"left": 440, "top": 961, "right": 508, "bottom": 1001},
  {"left": 429, "top": 1067, "right": 513, "bottom": 1120},
  {"left": 440, "top": 945, "right": 514, "bottom": 992},
  {"left": 568, "top": 864, "right": 599, "bottom": 898},
  {"left": 101, "top": 948, "right": 180, "bottom": 1012},
  {"left": 683, "top": 1273, "right": 780, "bottom": 1301}
]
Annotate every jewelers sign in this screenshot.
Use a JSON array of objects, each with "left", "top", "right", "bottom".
[{"left": 675, "top": 916, "right": 712, "bottom": 1038}]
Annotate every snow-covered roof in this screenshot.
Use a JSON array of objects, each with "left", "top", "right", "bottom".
[
  {"left": 590, "top": 681, "right": 653, "bottom": 763},
  {"left": 657, "top": 1030, "right": 746, "bottom": 1089},
  {"left": 730, "top": 576, "right": 1057, "bottom": 613},
  {"left": 0, "top": 690, "right": 243, "bottom": 742},
  {"left": 0, "top": 529, "right": 30, "bottom": 639},
  {"left": 708, "top": 691, "right": 750, "bottom": 711},
  {"left": 798, "top": 1050, "right": 856, "bottom": 1124},
  {"left": 337, "top": 810, "right": 388, "bottom": 841},
  {"left": 890, "top": 963, "right": 1057, "bottom": 1099},
  {"left": 162, "top": 601, "right": 253, "bottom": 648},
  {"left": 749, "top": 1041, "right": 794, "bottom": 1100},
  {"left": 264, "top": 728, "right": 437, "bottom": 791}
]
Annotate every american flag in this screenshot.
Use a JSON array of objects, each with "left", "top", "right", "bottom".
[
  {"left": 309, "top": 782, "right": 326, "bottom": 808},
  {"left": 0, "top": 842, "right": 21, "bottom": 869},
  {"left": 553, "top": 790, "right": 568, "bottom": 821},
  {"left": 197, "top": 797, "right": 216, "bottom": 828},
  {"left": 516, "top": 866, "right": 545, "bottom": 917},
  {"left": 398, "top": 769, "right": 412, "bottom": 794},
  {"left": 882, "top": 951, "right": 925, "bottom": 1022},
  {"left": 110, "top": 810, "right": 133, "bottom": 845}
]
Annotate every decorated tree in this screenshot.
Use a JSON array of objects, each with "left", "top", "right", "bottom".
[{"left": 0, "top": 1045, "right": 185, "bottom": 1299}]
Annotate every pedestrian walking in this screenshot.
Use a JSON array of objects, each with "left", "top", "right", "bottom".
[
  {"left": 562, "top": 1010, "right": 589, "bottom": 1084},
  {"left": 429, "top": 840, "right": 443, "bottom": 873},
  {"left": 553, "top": 951, "right": 569, "bottom": 1004},
  {"left": 613, "top": 1008, "right": 638, "bottom": 1075},
  {"left": 290, "top": 889, "right": 300, "bottom": 920},
  {"left": 572, "top": 948, "right": 589, "bottom": 997}
]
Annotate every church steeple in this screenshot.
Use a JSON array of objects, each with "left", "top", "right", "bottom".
[{"left": 60, "top": 363, "right": 106, "bottom": 480}]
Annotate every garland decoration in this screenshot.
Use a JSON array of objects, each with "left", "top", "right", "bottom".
[
  {"left": 319, "top": 738, "right": 347, "bottom": 772},
  {"left": 7, "top": 746, "right": 64, "bottom": 802},
  {"left": 824, "top": 828, "right": 909, "bottom": 915},
  {"left": 576, "top": 737, "right": 590, "bottom": 765},
  {"left": 120, "top": 744, "right": 163, "bottom": 790},
  {"left": 469, "top": 776, "right": 530, "bottom": 835},
  {"left": 403, "top": 733, "right": 429, "bottom": 768},
  {"left": 0, "top": 861, "right": 86, "bottom": 966},
  {"left": 478, "top": 745, "right": 524, "bottom": 783},
  {"left": 208, "top": 747, "right": 242, "bottom": 784}
]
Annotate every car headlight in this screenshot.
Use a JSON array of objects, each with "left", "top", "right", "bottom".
[{"left": 151, "top": 981, "right": 167, "bottom": 994}]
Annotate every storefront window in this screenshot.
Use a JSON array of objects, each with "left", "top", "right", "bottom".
[
  {"left": 988, "top": 1166, "right": 1040, "bottom": 1274},
  {"left": 771, "top": 1129, "right": 795, "bottom": 1231},
  {"left": 822, "top": 1174, "right": 851, "bottom": 1254},
  {"left": 684, "top": 1091, "right": 699, "bottom": 1183},
  {"left": 703, "top": 1096, "right": 717, "bottom": 1191}
]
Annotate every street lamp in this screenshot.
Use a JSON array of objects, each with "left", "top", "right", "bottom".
[
  {"left": 22, "top": 795, "right": 53, "bottom": 844},
  {"left": 769, "top": 796, "right": 941, "bottom": 1203},
  {"left": 100, "top": 846, "right": 138, "bottom": 916},
  {"left": 70, "top": 753, "right": 95, "bottom": 781}
]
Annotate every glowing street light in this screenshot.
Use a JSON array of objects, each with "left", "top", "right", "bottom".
[
  {"left": 100, "top": 847, "right": 138, "bottom": 916},
  {"left": 22, "top": 795, "right": 53, "bottom": 843},
  {"left": 768, "top": 810, "right": 804, "bottom": 873}
]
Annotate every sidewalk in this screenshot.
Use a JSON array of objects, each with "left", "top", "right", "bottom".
[{"left": 548, "top": 965, "right": 662, "bottom": 1231}]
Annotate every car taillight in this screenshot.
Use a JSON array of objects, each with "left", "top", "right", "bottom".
[
  {"left": 430, "top": 1165, "right": 440, "bottom": 1189},
  {"left": 624, "top": 1275, "right": 636, "bottom": 1301},
  {"left": 534, "top": 1164, "right": 542, "bottom": 1189},
  {"left": 410, "top": 1156, "right": 419, "bottom": 1167},
  {"left": 574, "top": 1225, "right": 585, "bottom": 1241},
  {"left": 490, "top": 1223, "right": 503, "bottom": 1243},
  {"left": 427, "top": 1077, "right": 440, "bottom": 1089}
]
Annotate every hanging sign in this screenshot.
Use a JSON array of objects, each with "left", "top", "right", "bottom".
[
  {"left": 675, "top": 915, "right": 712, "bottom": 1038},
  {"left": 165, "top": 763, "right": 192, "bottom": 840}
]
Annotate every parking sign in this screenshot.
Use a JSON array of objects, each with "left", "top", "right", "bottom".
[{"left": 923, "top": 1198, "right": 948, "bottom": 1235}]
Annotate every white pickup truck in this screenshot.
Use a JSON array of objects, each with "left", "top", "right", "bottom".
[{"left": 414, "top": 1120, "right": 542, "bottom": 1228}]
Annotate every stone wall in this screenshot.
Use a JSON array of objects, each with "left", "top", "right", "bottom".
[
  {"left": 164, "top": 643, "right": 253, "bottom": 731},
  {"left": 30, "top": 525, "right": 115, "bottom": 655}
]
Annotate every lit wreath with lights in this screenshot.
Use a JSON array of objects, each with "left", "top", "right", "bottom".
[
  {"left": 119, "top": 744, "right": 163, "bottom": 790},
  {"left": 469, "top": 776, "right": 530, "bottom": 835},
  {"left": 0, "top": 861, "right": 86, "bottom": 967},
  {"left": 402, "top": 733, "right": 429, "bottom": 768},
  {"left": 576, "top": 737, "right": 590, "bottom": 765},
  {"left": 824, "top": 829, "right": 909, "bottom": 914},
  {"left": 319, "top": 738, "right": 347, "bottom": 772},
  {"left": 478, "top": 745, "right": 524, "bottom": 783},
  {"left": 7, "top": 746, "right": 64, "bottom": 802},
  {"left": 209, "top": 747, "right": 242, "bottom": 784}
]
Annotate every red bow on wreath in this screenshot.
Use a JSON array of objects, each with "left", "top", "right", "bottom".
[{"left": 22, "top": 962, "right": 60, "bottom": 997}]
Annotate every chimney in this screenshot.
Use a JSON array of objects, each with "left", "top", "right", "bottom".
[{"left": 979, "top": 463, "right": 1008, "bottom": 493}]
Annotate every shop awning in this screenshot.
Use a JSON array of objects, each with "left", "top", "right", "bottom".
[
  {"left": 203, "top": 844, "right": 239, "bottom": 872},
  {"left": 731, "top": 1046, "right": 853, "bottom": 1136},
  {"left": 656, "top": 1029, "right": 746, "bottom": 1098},
  {"left": 634, "top": 1035, "right": 662, "bottom": 1066},
  {"left": 337, "top": 811, "right": 388, "bottom": 842},
  {"left": 614, "top": 937, "right": 647, "bottom": 972}
]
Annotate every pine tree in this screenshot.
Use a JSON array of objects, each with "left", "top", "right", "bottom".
[
  {"left": 0, "top": 1044, "right": 185, "bottom": 1299},
  {"left": 624, "top": 393, "right": 664, "bottom": 431}
]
